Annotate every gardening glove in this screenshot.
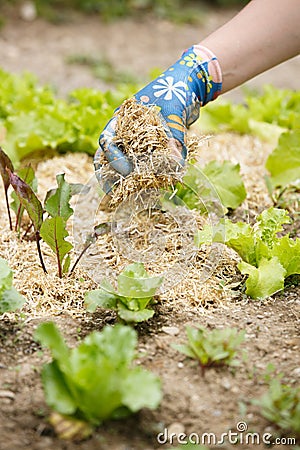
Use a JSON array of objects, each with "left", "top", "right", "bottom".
[{"left": 94, "top": 44, "right": 222, "bottom": 185}]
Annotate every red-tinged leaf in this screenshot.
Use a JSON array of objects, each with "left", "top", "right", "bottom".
[
  {"left": 8, "top": 170, "right": 43, "bottom": 232},
  {"left": 0, "top": 147, "right": 14, "bottom": 230},
  {"left": 0, "top": 147, "right": 14, "bottom": 191}
]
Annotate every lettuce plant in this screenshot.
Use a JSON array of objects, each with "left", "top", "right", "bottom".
[
  {"left": 85, "top": 263, "right": 163, "bottom": 323},
  {"left": 196, "top": 207, "right": 300, "bottom": 299},
  {"left": 0, "top": 257, "right": 26, "bottom": 313},
  {"left": 0, "top": 69, "right": 136, "bottom": 164},
  {"left": 35, "top": 322, "right": 161, "bottom": 437}
]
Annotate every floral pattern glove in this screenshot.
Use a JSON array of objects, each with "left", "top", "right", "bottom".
[{"left": 95, "top": 44, "right": 222, "bottom": 180}]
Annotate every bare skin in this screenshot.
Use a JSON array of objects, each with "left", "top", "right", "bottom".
[{"left": 201, "top": 0, "right": 300, "bottom": 94}]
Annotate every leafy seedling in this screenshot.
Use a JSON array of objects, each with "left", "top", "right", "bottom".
[
  {"left": 253, "top": 377, "right": 300, "bottom": 436},
  {"left": 0, "top": 257, "right": 26, "bottom": 314},
  {"left": 196, "top": 207, "right": 300, "bottom": 299},
  {"left": 85, "top": 263, "right": 163, "bottom": 323},
  {"left": 40, "top": 173, "right": 75, "bottom": 277},
  {"left": 173, "top": 326, "right": 245, "bottom": 375},
  {"left": 35, "top": 322, "right": 161, "bottom": 439},
  {"left": 0, "top": 146, "right": 14, "bottom": 230}
]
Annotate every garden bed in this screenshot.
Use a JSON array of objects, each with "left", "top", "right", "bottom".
[{"left": 1, "top": 132, "right": 299, "bottom": 450}]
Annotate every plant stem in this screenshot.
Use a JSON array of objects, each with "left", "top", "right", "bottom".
[
  {"left": 23, "top": 222, "right": 33, "bottom": 239},
  {"left": 5, "top": 190, "right": 12, "bottom": 231},
  {"left": 69, "top": 242, "right": 92, "bottom": 275},
  {"left": 15, "top": 204, "right": 22, "bottom": 232},
  {"left": 36, "top": 231, "right": 47, "bottom": 274},
  {"left": 57, "top": 254, "right": 62, "bottom": 278}
]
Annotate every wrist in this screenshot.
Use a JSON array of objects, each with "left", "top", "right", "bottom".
[{"left": 184, "top": 44, "right": 222, "bottom": 106}]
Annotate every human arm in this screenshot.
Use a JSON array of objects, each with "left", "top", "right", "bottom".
[{"left": 201, "top": 0, "right": 300, "bottom": 93}]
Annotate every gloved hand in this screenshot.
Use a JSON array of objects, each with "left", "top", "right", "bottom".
[{"left": 94, "top": 44, "right": 222, "bottom": 182}]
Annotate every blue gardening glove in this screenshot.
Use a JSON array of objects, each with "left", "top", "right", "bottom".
[{"left": 94, "top": 44, "right": 222, "bottom": 183}]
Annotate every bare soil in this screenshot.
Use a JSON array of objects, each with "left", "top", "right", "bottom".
[{"left": 0, "top": 6, "right": 299, "bottom": 450}]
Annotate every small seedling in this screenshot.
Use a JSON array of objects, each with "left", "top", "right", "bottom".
[
  {"left": 173, "top": 326, "right": 245, "bottom": 374},
  {"left": 85, "top": 262, "right": 163, "bottom": 323},
  {"left": 253, "top": 377, "right": 300, "bottom": 436},
  {"left": 0, "top": 257, "right": 26, "bottom": 314},
  {"left": 35, "top": 322, "right": 161, "bottom": 440}
]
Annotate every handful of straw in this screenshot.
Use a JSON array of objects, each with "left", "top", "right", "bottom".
[{"left": 100, "top": 98, "right": 188, "bottom": 208}]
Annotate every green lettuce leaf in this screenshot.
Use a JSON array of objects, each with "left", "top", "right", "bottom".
[
  {"left": 272, "top": 236, "right": 300, "bottom": 277},
  {"left": 0, "top": 257, "right": 26, "bottom": 313},
  {"left": 117, "top": 262, "right": 163, "bottom": 298},
  {"left": 176, "top": 160, "right": 246, "bottom": 211},
  {"left": 84, "top": 263, "right": 162, "bottom": 322},
  {"left": 202, "top": 160, "right": 246, "bottom": 209},
  {"left": 117, "top": 303, "right": 155, "bottom": 323},
  {"left": 256, "top": 207, "right": 290, "bottom": 247},
  {"left": 239, "top": 257, "right": 286, "bottom": 299},
  {"left": 265, "top": 130, "right": 300, "bottom": 188}
]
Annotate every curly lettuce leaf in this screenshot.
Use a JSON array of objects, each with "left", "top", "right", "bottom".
[
  {"left": 84, "top": 263, "right": 162, "bottom": 322},
  {"left": 256, "top": 207, "right": 290, "bottom": 247},
  {"left": 239, "top": 257, "right": 286, "bottom": 299},
  {"left": 272, "top": 235, "right": 300, "bottom": 277},
  {"left": 197, "top": 85, "right": 299, "bottom": 141}
]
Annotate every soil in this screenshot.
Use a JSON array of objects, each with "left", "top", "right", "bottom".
[{"left": 0, "top": 5, "right": 300, "bottom": 450}]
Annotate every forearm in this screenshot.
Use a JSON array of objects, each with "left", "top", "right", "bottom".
[{"left": 200, "top": 0, "right": 300, "bottom": 94}]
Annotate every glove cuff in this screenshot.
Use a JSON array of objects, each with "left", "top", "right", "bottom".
[{"left": 187, "top": 44, "right": 223, "bottom": 106}]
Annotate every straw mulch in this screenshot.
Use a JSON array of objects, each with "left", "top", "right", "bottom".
[{"left": 0, "top": 102, "right": 275, "bottom": 319}]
